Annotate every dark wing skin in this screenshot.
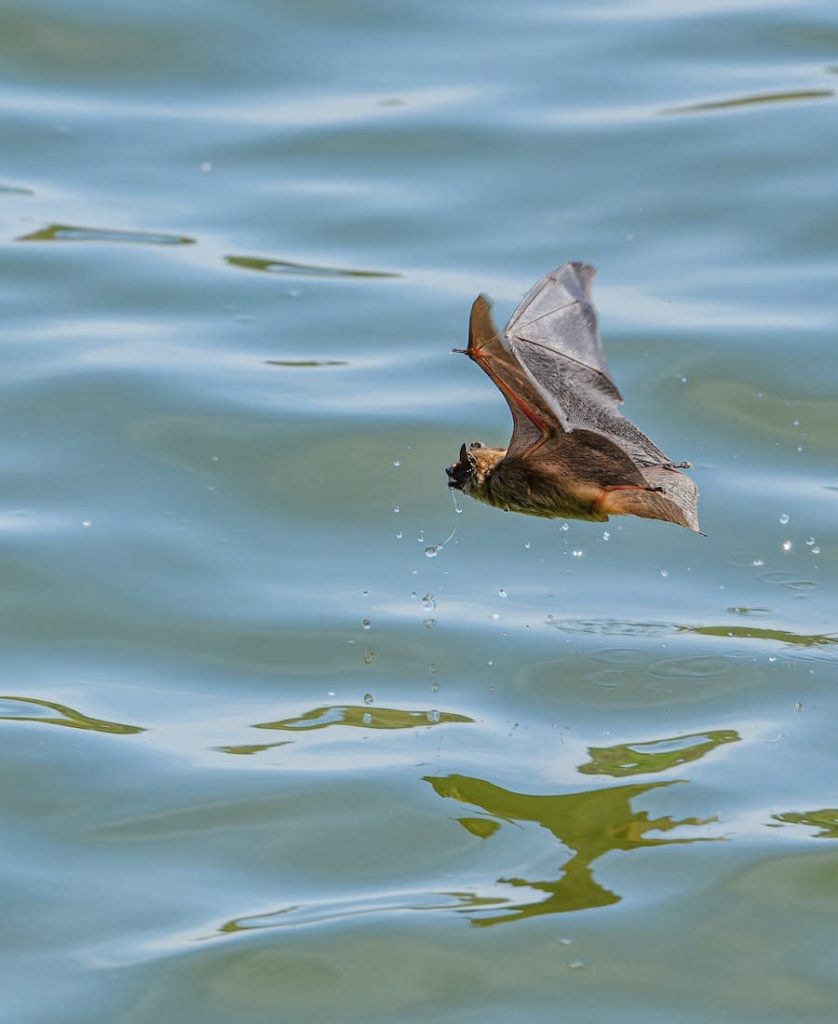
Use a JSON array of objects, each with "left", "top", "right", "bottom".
[
  {"left": 505, "top": 263, "right": 669, "bottom": 467},
  {"left": 464, "top": 262, "right": 700, "bottom": 531}
]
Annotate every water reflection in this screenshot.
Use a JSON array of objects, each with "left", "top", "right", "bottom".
[
  {"left": 661, "top": 89, "right": 833, "bottom": 115},
  {"left": 265, "top": 359, "right": 348, "bottom": 368},
  {"left": 578, "top": 729, "right": 740, "bottom": 777},
  {"left": 16, "top": 223, "right": 195, "bottom": 245},
  {"left": 773, "top": 808, "right": 838, "bottom": 839},
  {"left": 426, "top": 773, "right": 717, "bottom": 925},
  {"left": 0, "top": 695, "right": 144, "bottom": 734},
  {"left": 682, "top": 624, "right": 836, "bottom": 647},
  {"left": 225, "top": 254, "right": 400, "bottom": 279},
  {"left": 214, "top": 741, "right": 293, "bottom": 756},
  {"left": 253, "top": 704, "right": 473, "bottom": 732}
]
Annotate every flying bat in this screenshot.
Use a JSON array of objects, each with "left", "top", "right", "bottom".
[{"left": 445, "top": 263, "right": 700, "bottom": 531}]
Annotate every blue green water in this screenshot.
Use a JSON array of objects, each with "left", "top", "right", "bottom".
[{"left": 2, "top": 2, "right": 838, "bottom": 1021}]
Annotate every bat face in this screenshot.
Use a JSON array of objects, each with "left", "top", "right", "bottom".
[
  {"left": 445, "top": 442, "right": 478, "bottom": 493},
  {"left": 447, "top": 263, "right": 701, "bottom": 532}
]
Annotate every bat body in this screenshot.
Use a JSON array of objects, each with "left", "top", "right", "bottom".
[{"left": 446, "top": 263, "right": 700, "bottom": 532}]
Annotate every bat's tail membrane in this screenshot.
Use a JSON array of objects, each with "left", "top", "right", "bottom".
[{"left": 601, "top": 472, "right": 701, "bottom": 532}]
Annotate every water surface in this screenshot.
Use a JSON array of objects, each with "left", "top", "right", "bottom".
[{"left": 2, "top": 1, "right": 838, "bottom": 1021}]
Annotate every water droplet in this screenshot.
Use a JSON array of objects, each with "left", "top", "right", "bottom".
[
  {"left": 81, "top": 520, "right": 92, "bottom": 528},
  {"left": 752, "top": 559, "right": 764, "bottom": 567},
  {"left": 393, "top": 459, "right": 401, "bottom": 468},
  {"left": 211, "top": 455, "right": 219, "bottom": 462},
  {"left": 427, "top": 709, "right": 440, "bottom": 723},
  {"left": 768, "top": 656, "right": 777, "bottom": 663},
  {"left": 524, "top": 541, "right": 531, "bottom": 549},
  {"left": 811, "top": 545, "right": 821, "bottom": 554},
  {"left": 602, "top": 531, "right": 610, "bottom": 541},
  {"left": 422, "top": 618, "right": 436, "bottom": 629},
  {"left": 395, "top": 531, "right": 403, "bottom": 539},
  {"left": 393, "top": 505, "right": 400, "bottom": 513},
  {"left": 805, "top": 537, "right": 816, "bottom": 547},
  {"left": 782, "top": 540, "right": 792, "bottom": 552},
  {"left": 363, "top": 692, "right": 374, "bottom": 704},
  {"left": 792, "top": 419, "right": 800, "bottom": 427},
  {"left": 429, "top": 663, "right": 437, "bottom": 674},
  {"left": 568, "top": 960, "right": 585, "bottom": 971},
  {"left": 200, "top": 161, "right": 212, "bottom": 172},
  {"left": 424, "top": 545, "right": 439, "bottom": 558},
  {"left": 572, "top": 549, "right": 583, "bottom": 558},
  {"left": 362, "top": 712, "right": 372, "bottom": 725},
  {"left": 779, "top": 513, "right": 789, "bottom": 525},
  {"left": 559, "top": 937, "right": 572, "bottom": 946},
  {"left": 431, "top": 681, "right": 439, "bottom": 693},
  {"left": 327, "top": 690, "right": 336, "bottom": 697},
  {"left": 421, "top": 593, "right": 436, "bottom": 610},
  {"left": 490, "top": 612, "right": 500, "bottom": 620},
  {"left": 361, "top": 619, "right": 371, "bottom": 630},
  {"left": 362, "top": 590, "right": 369, "bottom": 597},
  {"left": 680, "top": 376, "right": 688, "bottom": 384},
  {"left": 363, "top": 649, "right": 376, "bottom": 665},
  {"left": 487, "top": 659, "right": 494, "bottom": 667},
  {"left": 560, "top": 522, "right": 569, "bottom": 532},
  {"left": 498, "top": 588, "right": 507, "bottom": 598},
  {"left": 660, "top": 569, "right": 668, "bottom": 577},
  {"left": 795, "top": 702, "right": 803, "bottom": 712}
]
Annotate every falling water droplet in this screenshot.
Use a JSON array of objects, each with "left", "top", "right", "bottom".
[
  {"left": 424, "top": 545, "right": 439, "bottom": 558},
  {"left": 811, "top": 545, "right": 821, "bottom": 554},
  {"left": 393, "top": 459, "right": 401, "bottom": 468},
  {"left": 393, "top": 505, "right": 400, "bottom": 513},
  {"left": 421, "top": 593, "right": 436, "bottom": 610},
  {"left": 363, "top": 692, "right": 374, "bottom": 704},
  {"left": 395, "top": 531, "right": 403, "bottom": 539},
  {"left": 560, "top": 523, "right": 569, "bottom": 532},
  {"left": 805, "top": 537, "right": 816, "bottom": 546},
  {"left": 782, "top": 540, "right": 792, "bottom": 552},
  {"left": 660, "top": 569, "right": 668, "bottom": 577},
  {"left": 362, "top": 712, "right": 372, "bottom": 725},
  {"left": 524, "top": 541, "right": 531, "bottom": 549},
  {"left": 427, "top": 709, "right": 440, "bottom": 723},
  {"left": 498, "top": 588, "right": 507, "bottom": 598},
  {"left": 361, "top": 619, "right": 371, "bottom": 630},
  {"left": 602, "top": 531, "right": 610, "bottom": 541},
  {"left": 363, "top": 649, "right": 376, "bottom": 665},
  {"left": 779, "top": 513, "right": 790, "bottom": 525},
  {"left": 572, "top": 549, "right": 583, "bottom": 558},
  {"left": 422, "top": 618, "right": 436, "bottom": 629}
]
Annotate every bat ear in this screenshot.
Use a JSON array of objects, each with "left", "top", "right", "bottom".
[{"left": 459, "top": 443, "right": 468, "bottom": 463}]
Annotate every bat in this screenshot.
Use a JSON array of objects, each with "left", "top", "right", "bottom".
[{"left": 445, "top": 263, "right": 700, "bottom": 532}]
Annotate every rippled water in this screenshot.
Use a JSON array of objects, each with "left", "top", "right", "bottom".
[{"left": 2, "top": 2, "right": 838, "bottom": 1021}]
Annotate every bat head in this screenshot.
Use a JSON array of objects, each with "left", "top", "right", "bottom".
[{"left": 446, "top": 442, "right": 479, "bottom": 492}]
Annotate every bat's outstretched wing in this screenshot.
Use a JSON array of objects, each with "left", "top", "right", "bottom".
[
  {"left": 465, "top": 294, "right": 554, "bottom": 458},
  {"left": 505, "top": 263, "right": 670, "bottom": 468}
]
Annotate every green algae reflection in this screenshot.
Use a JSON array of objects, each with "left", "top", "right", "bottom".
[
  {"left": 426, "top": 773, "right": 717, "bottom": 925},
  {"left": 17, "top": 223, "right": 195, "bottom": 245},
  {"left": 0, "top": 696, "right": 144, "bottom": 734},
  {"left": 578, "top": 729, "right": 740, "bottom": 778},
  {"left": 225, "top": 254, "right": 400, "bottom": 279},
  {"left": 253, "top": 704, "right": 472, "bottom": 732},
  {"left": 773, "top": 809, "right": 838, "bottom": 839}
]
